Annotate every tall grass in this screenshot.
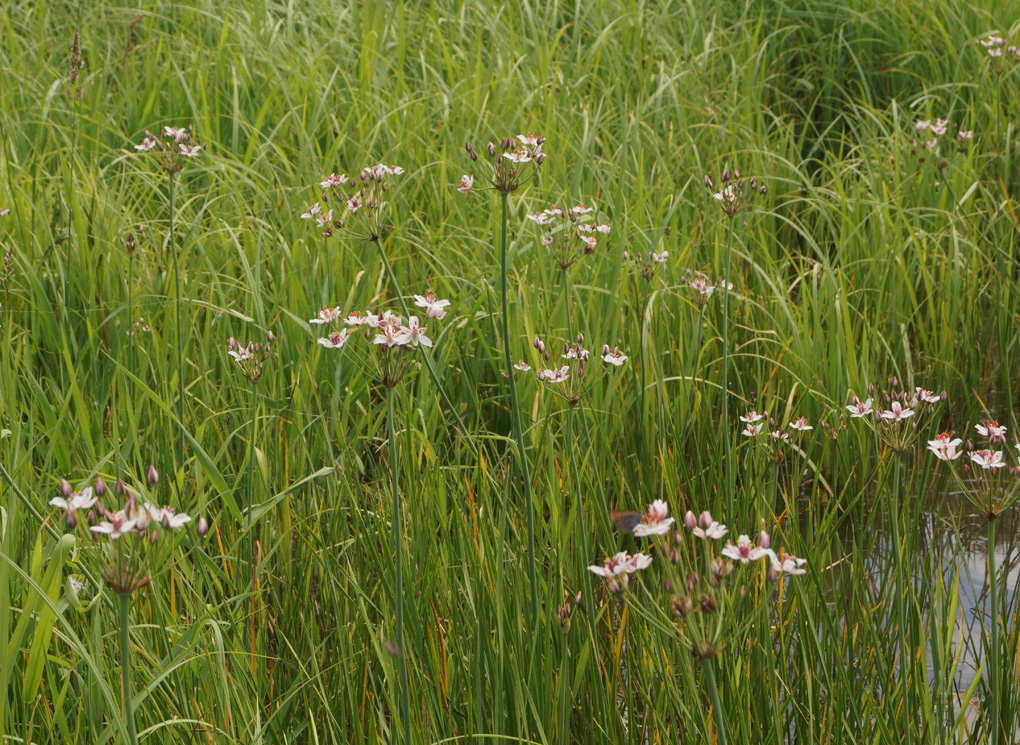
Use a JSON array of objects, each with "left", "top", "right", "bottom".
[{"left": 2, "top": 0, "right": 1020, "bottom": 743}]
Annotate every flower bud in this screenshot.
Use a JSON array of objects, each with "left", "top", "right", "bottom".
[
  {"left": 60, "top": 479, "right": 73, "bottom": 498},
  {"left": 197, "top": 516, "right": 210, "bottom": 536},
  {"left": 684, "top": 510, "right": 697, "bottom": 531},
  {"left": 65, "top": 508, "right": 77, "bottom": 529},
  {"left": 670, "top": 548, "right": 681, "bottom": 565},
  {"left": 149, "top": 530, "right": 158, "bottom": 545},
  {"left": 147, "top": 465, "right": 159, "bottom": 485},
  {"left": 756, "top": 531, "right": 770, "bottom": 549},
  {"left": 267, "top": 330, "right": 275, "bottom": 342},
  {"left": 94, "top": 477, "right": 107, "bottom": 497},
  {"left": 704, "top": 174, "right": 713, "bottom": 188},
  {"left": 759, "top": 185, "right": 766, "bottom": 195},
  {"left": 116, "top": 478, "right": 127, "bottom": 497},
  {"left": 487, "top": 142, "right": 496, "bottom": 156},
  {"left": 698, "top": 511, "right": 713, "bottom": 530},
  {"left": 87, "top": 509, "right": 97, "bottom": 527},
  {"left": 674, "top": 530, "right": 683, "bottom": 546}
]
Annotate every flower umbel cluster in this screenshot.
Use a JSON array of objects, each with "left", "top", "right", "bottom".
[
  {"left": 910, "top": 119, "right": 973, "bottom": 166},
  {"left": 523, "top": 333, "right": 627, "bottom": 406},
  {"left": 460, "top": 135, "right": 546, "bottom": 194},
  {"left": 680, "top": 269, "right": 733, "bottom": 308},
  {"left": 50, "top": 468, "right": 204, "bottom": 595},
  {"left": 929, "top": 419, "right": 1020, "bottom": 519},
  {"left": 740, "top": 409, "right": 813, "bottom": 464},
  {"left": 134, "top": 125, "right": 203, "bottom": 173},
  {"left": 310, "top": 292, "right": 450, "bottom": 387},
  {"left": 228, "top": 330, "right": 275, "bottom": 384},
  {"left": 847, "top": 377, "right": 946, "bottom": 453},
  {"left": 300, "top": 164, "right": 404, "bottom": 242},
  {"left": 705, "top": 170, "right": 766, "bottom": 218},
  {"left": 526, "top": 201, "right": 610, "bottom": 270}
]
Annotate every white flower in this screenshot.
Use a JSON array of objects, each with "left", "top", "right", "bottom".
[
  {"left": 395, "top": 316, "right": 432, "bottom": 347},
  {"left": 742, "top": 423, "right": 763, "bottom": 437},
  {"left": 771, "top": 554, "right": 808, "bottom": 576},
  {"left": 713, "top": 185, "right": 737, "bottom": 202},
  {"left": 740, "top": 410, "right": 765, "bottom": 424},
  {"left": 300, "top": 203, "right": 322, "bottom": 220},
  {"left": 881, "top": 402, "right": 913, "bottom": 422},
  {"left": 457, "top": 174, "right": 474, "bottom": 194},
  {"left": 318, "top": 330, "right": 350, "bottom": 349},
  {"left": 310, "top": 305, "right": 343, "bottom": 325},
  {"left": 49, "top": 487, "right": 97, "bottom": 512},
  {"left": 502, "top": 149, "right": 532, "bottom": 163},
  {"left": 915, "top": 120, "right": 931, "bottom": 132},
  {"left": 927, "top": 433, "right": 962, "bottom": 461},
  {"left": 134, "top": 137, "right": 158, "bottom": 152},
  {"left": 320, "top": 173, "right": 349, "bottom": 189},
  {"left": 846, "top": 398, "right": 873, "bottom": 418},
  {"left": 789, "top": 416, "right": 812, "bottom": 431},
  {"left": 413, "top": 293, "right": 451, "bottom": 320},
  {"left": 970, "top": 450, "right": 1006, "bottom": 469},
  {"left": 163, "top": 126, "right": 189, "bottom": 141},
  {"left": 527, "top": 211, "right": 553, "bottom": 225},
  {"left": 721, "top": 534, "right": 771, "bottom": 564},
  {"left": 179, "top": 144, "right": 202, "bottom": 157},
  {"left": 650, "top": 251, "right": 669, "bottom": 264},
  {"left": 632, "top": 500, "right": 675, "bottom": 537},
  {"left": 601, "top": 345, "right": 628, "bottom": 366},
  {"left": 315, "top": 209, "right": 333, "bottom": 228},
  {"left": 514, "top": 360, "right": 531, "bottom": 372},
  {"left": 536, "top": 366, "right": 570, "bottom": 383}
]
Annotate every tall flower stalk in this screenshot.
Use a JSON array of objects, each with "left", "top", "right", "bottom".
[
  {"left": 135, "top": 125, "right": 203, "bottom": 473},
  {"left": 308, "top": 290, "right": 449, "bottom": 743},
  {"left": 459, "top": 135, "right": 545, "bottom": 623},
  {"left": 705, "top": 171, "right": 765, "bottom": 517}
]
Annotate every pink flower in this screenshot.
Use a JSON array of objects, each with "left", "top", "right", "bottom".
[
  {"left": 927, "top": 432, "right": 963, "bottom": 461},
  {"left": 846, "top": 397, "right": 873, "bottom": 418},
  {"left": 915, "top": 387, "right": 940, "bottom": 403},
  {"left": 721, "top": 534, "right": 772, "bottom": 564},
  {"left": 588, "top": 552, "right": 632, "bottom": 578},
  {"left": 650, "top": 251, "right": 669, "bottom": 264},
  {"left": 959, "top": 129, "right": 974, "bottom": 141},
  {"left": 300, "top": 203, "right": 322, "bottom": 220},
  {"left": 740, "top": 410, "right": 765, "bottom": 424},
  {"left": 179, "top": 144, "right": 202, "bottom": 157},
  {"left": 373, "top": 324, "right": 403, "bottom": 348},
  {"left": 568, "top": 203, "right": 593, "bottom": 215},
  {"left": 163, "top": 126, "right": 189, "bottom": 142},
  {"left": 579, "top": 235, "right": 598, "bottom": 251},
  {"left": 541, "top": 235, "right": 554, "bottom": 246},
  {"left": 457, "top": 174, "right": 474, "bottom": 194},
  {"left": 315, "top": 209, "right": 333, "bottom": 228},
  {"left": 976, "top": 421, "right": 1007, "bottom": 442},
  {"left": 545, "top": 206, "right": 564, "bottom": 217},
  {"left": 134, "top": 136, "right": 158, "bottom": 152},
  {"left": 789, "top": 416, "right": 812, "bottom": 431},
  {"left": 536, "top": 366, "right": 570, "bottom": 383},
  {"left": 318, "top": 330, "right": 350, "bottom": 349},
  {"left": 915, "top": 120, "right": 931, "bottom": 132},
  {"left": 310, "top": 306, "right": 343, "bottom": 325},
  {"left": 49, "top": 486, "right": 97, "bottom": 512},
  {"left": 881, "top": 401, "right": 913, "bottom": 421},
  {"left": 517, "top": 134, "right": 541, "bottom": 147},
  {"left": 626, "top": 553, "right": 653, "bottom": 572},
  {"left": 514, "top": 360, "right": 531, "bottom": 372},
  {"left": 770, "top": 554, "right": 808, "bottom": 576},
  {"left": 713, "top": 185, "right": 737, "bottom": 202},
  {"left": 633, "top": 499, "right": 675, "bottom": 537},
  {"left": 502, "top": 149, "right": 532, "bottom": 163},
  {"left": 595, "top": 223, "right": 611, "bottom": 234},
  {"left": 970, "top": 450, "right": 1005, "bottom": 469},
  {"left": 413, "top": 293, "right": 451, "bottom": 320},
  {"left": 742, "top": 423, "right": 763, "bottom": 437},
  {"left": 692, "top": 511, "right": 728, "bottom": 540},
  {"left": 346, "top": 196, "right": 362, "bottom": 213},
  {"left": 601, "top": 345, "right": 628, "bottom": 366},
  {"left": 320, "top": 173, "right": 349, "bottom": 189},
  {"left": 930, "top": 119, "right": 949, "bottom": 137},
  {"left": 395, "top": 316, "right": 432, "bottom": 347},
  {"left": 91, "top": 510, "right": 138, "bottom": 540},
  {"left": 526, "top": 211, "right": 552, "bottom": 225}
]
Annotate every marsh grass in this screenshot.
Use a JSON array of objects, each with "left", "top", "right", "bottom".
[{"left": 2, "top": 0, "right": 1020, "bottom": 742}]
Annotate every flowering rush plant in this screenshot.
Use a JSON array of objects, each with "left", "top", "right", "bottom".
[
  {"left": 679, "top": 269, "right": 732, "bottom": 307},
  {"left": 228, "top": 330, "right": 274, "bottom": 383},
  {"left": 704, "top": 169, "right": 766, "bottom": 218},
  {"left": 49, "top": 468, "right": 205, "bottom": 595},
  {"left": 589, "top": 500, "right": 807, "bottom": 660},
  {"left": 525, "top": 200, "right": 610, "bottom": 269},
  {"left": 134, "top": 125, "right": 203, "bottom": 173},
  {"left": 299, "top": 163, "right": 404, "bottom": 242},
  {"left": 622, "top": 247, "right": 670, "bottom": 282},
  {"left": 910, "top": 118, "right": 973, "bottom": 161},
  {"left": 458, "top": 134, "right": 545, "bottom": 195},
  {"left": 928, "top": 419, "right": 1020, "bottom": 519},
  {"left": 518, "top": 332, "right": 627, "bottom": 406},
  {"left": 309, "top": 291, "right": 450, "bottom": 388},
  {"left": 845, "top": 377, "right": 946, "bottom": 453}
]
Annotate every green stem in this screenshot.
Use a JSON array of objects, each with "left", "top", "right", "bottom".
[
  {"left": 376, "top": 242, "right": 478, "bottom": 457},
  {"left": 117, "top": 593, "right": 139, "bottom": 745},
  {"left": 170, "top": 171, "right": 185, "bottom": 474},
  {"left": 890, "top": 456, "right": 910, "bottom": 745},
  {"left": 987, "top": 516, "right": 1000, "bottom": 745},
  {"left": 388, "top": 386, "right": 412, "bottom": 745},
  {"left": 499, "top": 192, "right": 538, "bottom": 626},
  {"left": 722, "top": 224, "right": 734, "bottom": 520},
  {"left": 557, "top": 634, "right": 570, "bottom": 745},
  {"left": 701, "top": 657, "right": 726, "bottom": 745}
]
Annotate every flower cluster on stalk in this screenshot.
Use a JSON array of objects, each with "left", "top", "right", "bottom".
[
  {"left": 459, "top": 135, "right": 546, "bottom": 195},
  {"left": 228, "top": 330, "right": 274, "bottom": 384},
  {"left": 679, "top": 269, "right": 733, "bottom": 308},
  {"left": 134, "top": 125, "right": 203, "bottom": 173},
  {"left": 299, "top": 164, "right": 404, "bottom": 242},
  {"left": 525, "top": 201, "right": 610, "bottom": 269},
  {"left": 705, "top": 170, "right": 766, "bottom": 218},
  {"left": 622, "top": 247, "right": 670, "bottom": 283},
  {"left": 740, "top": 409, "right": 813, "bottom": 464},
  {"left": 309, "top": 292, "right": 449, "bottom": 388},
  {"left": 588, "top": 501, "right": 806, "bottom": 660},
  {"left": 909, "top": 118, "right": 973, "bottom": 168},
  {"left": 49, "top": 468, "right": 207, "bottom": 595},
  {"left": 929, "top": 419, "right": 1020, "bottom": 519},
  {"left": 846, "top": 378, "right": 946, "bottom": 453},
  {"left": 521, "top": 332, "right": 627, "bottom": 406}
]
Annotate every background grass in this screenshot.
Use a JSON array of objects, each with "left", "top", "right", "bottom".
[{"left": 3, "top": 0, "right": 1020, "bottom": 742}]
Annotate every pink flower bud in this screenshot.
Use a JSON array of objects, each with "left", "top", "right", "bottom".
[
  {"left": 65, "top": 509, "right": 77, "bottom": 529},
  {"left": 94, "top": 478, "right": 107, "bottom": 497},
  {"left": 756, "top": 531, "right": 770, "bottom": 549},
  {"left": 698, "top": 511, "right": 713, "bottom": 530},
  {"left": 147, "top": 465, "right": 159, "bottom": 485},
  {"left": 198, "top": 516, "right": 210, "bottom": 536},
  {"left": 116, "top": 478, "right": 127, "bottom": 497},
  {"left": 684, "top": 510, "right": 697, "bottom": 531},
  {"left": 60, "top": 479, "right": 73, "bottom": 498}
]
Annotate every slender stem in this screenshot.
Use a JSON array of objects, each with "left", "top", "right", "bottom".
[
  {"left": 375, "top": 242, "right": 478, "bottom": 457},
  {"left": 557, "top": 634, "right": 570, "bottom": 745},
  {"left": 566, "top": 405, "right": 610, "bottom": 739},
  {"left": 117, "top": 593, "right": 139, "bottom": 745},
  {"left": 170, "top": 171, "right": 185, "bottom": 473},
  {"left": 721, "top": 224, "right": 734, "bottom": 520},
  {"left": 987, "top": 516, "right": 1000, "bottom": 745},
  {"left": 499, "top": 192, "right": 538, "bottom": 625},
  {"left": 387, "top": 386, "right": 412, "bottom": 745},
  {"left": 245, "top": 385, "right": 257, "bottom": 576},
  {"left": 701, "top": 657, "right": 726, "bottom": 745},
  {"left": 890, "top": 456, "right": 910, "bottom": 745}
]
